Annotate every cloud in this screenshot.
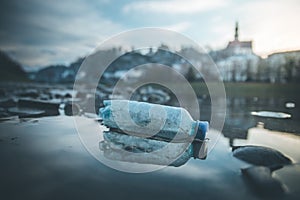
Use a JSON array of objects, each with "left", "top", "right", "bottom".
[
  {"left": 123, "top": 0, "right": 227, "bottom": 14},
  {"left": 0, "top": 0, "right": 123, "bottom": 67},
  {"left": 162, "top": 22, "right": 192, "bottom": 32},
  {"left": 236, "top": 0, "right": 300, "bottom": 55},
  {"left": 1, "top": 0, "right": 300, "bottom": 67}
]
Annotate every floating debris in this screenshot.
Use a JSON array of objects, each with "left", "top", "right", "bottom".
[
  {"left": 251, "top": 111, "right": 291, "bottom": 119},
  {"left": 285, "top": 102, "right": 295, "bottom": 108}
]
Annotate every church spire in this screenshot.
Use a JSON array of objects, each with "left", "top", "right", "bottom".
[{"left": 234, "top": 21, "right": 239, "bottom": 41}]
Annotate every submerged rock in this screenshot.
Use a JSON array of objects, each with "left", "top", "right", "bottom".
[{"left": 233, "top": 145, "right": 292, "bottom": 167}]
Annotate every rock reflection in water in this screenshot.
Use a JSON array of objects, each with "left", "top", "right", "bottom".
[{"left": 232, "top": 125, "right": 300, "bottom": 198}]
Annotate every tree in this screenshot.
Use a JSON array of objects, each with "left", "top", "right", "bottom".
[
  {"left": 185, "top": 66, "right": 196, "bottom": 82},
  {"left": 283, "top": 56, "right": 296, "bottom": 82}
]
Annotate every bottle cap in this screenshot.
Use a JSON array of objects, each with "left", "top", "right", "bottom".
[
  {"left": 195, "top": 121, "right": 209, "bottom": 141},
  {"left": 192, "top": 138, "right": 209, "bottom": 159}
]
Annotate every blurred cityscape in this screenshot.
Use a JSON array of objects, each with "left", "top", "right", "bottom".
[{"left": 1, "top": 22, "right": 300, "bottom": 84}]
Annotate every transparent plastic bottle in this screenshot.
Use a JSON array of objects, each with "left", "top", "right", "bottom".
[{"left": 99, "top": 100, "right": 209, "bottom": 142}]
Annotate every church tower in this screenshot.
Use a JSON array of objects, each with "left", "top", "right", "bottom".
[
  {"left": 226, "top": 22, "right": 253, "bottom": 55},
  {"left": 234, "top": 22, "right": 239, "bottom": 41}
]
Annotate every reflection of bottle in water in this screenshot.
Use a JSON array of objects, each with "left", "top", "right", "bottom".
[
  {"left": 99, "top": 131, "right": 208, "bottom": 167},
  {"left": 99, "top": 100, "right": 209, "bottom": 141}
]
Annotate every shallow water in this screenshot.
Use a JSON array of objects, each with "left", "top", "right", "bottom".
[
  {"left": 0, "top": 114, "right": 300, "bottom": 199},
  {"left": 1, "top": 84, "right": 300, "bottom": 199}
]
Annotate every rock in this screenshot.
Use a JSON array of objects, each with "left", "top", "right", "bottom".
[
  {"left": 19, "top": 90, "right": 39, "bottom": 99},
  {"left": 0, "top": 98, "right": 16, "bottom": 108},
  {"left": 18, "top": 99, "right": 60, "bottom": 116},
  {"left": 0, "top": 115, "right": 18, "bottom": 122},
  {"left": 0, "top": 109, "right": 9, "bottom": 118},
  {"left": 0, "top": 106, "right": 16, "bottom": 120},
  {"left": 64, "top": 102, "right": 80, "bottom": 116},
  {"left": 242, "top": 166, "right": 285, "bottom": 197},
  {"left": 233, "top": 145, "right": 292, "bottom": 167},
  {"left": 8, "top": 107, "right": 45, "bottom": 118},
  {"left": 54, "top": 93, "right": 63, "bottom": 99},
  {"left": 64, "top": 93, "right": 72, "bottom": 99},
  {"left": 39, "top": 93, "right": 51, "bottom": 101}
]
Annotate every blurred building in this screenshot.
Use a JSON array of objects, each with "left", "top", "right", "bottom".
[
  {"left": 210, "top": 22, "right": 261, "bottom": 82},
  {"left": 266, "top": 50, "right": 300, "bottom": 83},
  {"left": 225, "top": 22, "right": 253, "bottom": 55}
]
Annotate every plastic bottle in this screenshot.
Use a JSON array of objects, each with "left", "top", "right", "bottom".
[
  {"left": 99, "top": 100, "right": 209, "bottom": 142},
  {"left": 99, "top": 131, "right": 208, "bottom": 167}
]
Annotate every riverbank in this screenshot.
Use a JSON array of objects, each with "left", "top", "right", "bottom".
[{"left": 190, "top": 82, "right": 300, "bottom": 98}]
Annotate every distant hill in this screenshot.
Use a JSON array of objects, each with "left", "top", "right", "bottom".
[
  {"left": 0, "top": 51, "right": 28, "bottom": 82},
  {"left": 30, "top": 57, "right": 84, "bottom": 83},
  {"left": 30, "top": 48, "right": 198, "bottom": 84}
]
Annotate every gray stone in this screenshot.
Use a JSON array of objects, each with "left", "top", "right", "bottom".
[
  {"left": 64, "top": 102, "right": 80, "bottom": 116},
  {"left": 18, "top": 99, "right": 60, "bottom": 116},
  {"left": 233, "top": 145, "right": 292, "bottom": 167},
  {"left": 8, "top": 107, "right": 45, "bottom": 118}
]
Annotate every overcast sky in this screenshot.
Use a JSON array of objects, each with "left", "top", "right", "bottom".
[{"left": 0, "top": 0, "right": 299, "bottom": 67}]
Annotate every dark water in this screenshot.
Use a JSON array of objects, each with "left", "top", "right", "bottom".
[
  {"left": 215, "top": 96, "right": 299, "bottom": 146},
  {"left": 0, "top": 83, "right": 300, "bottom": 199}
]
